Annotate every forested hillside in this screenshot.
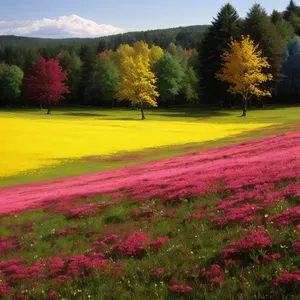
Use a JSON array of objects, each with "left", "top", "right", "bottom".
[{"left": 0, "top": 25, "right": 208, "bottom": 53}]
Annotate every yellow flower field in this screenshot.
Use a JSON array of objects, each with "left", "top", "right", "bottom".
[{"left": 1, "top": 112, "right": 273, "bottom": 177}]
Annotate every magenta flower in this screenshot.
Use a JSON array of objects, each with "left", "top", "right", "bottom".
[
  {"left": 273, "top": 270, "right": 300, "bottom": 286},
  {"left": 0, "top": 283, "right": 12, "bottom": 297}
]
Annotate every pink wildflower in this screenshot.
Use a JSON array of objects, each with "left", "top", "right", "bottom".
[
  {"left": 55, "top": 275, "right": 73, "bottom": 284},
  {"left": 0, "top": 283, "right": 12, "bottom": 297},
  {"left": 273, "top": 270, "right": 300, "bottom": 286},
  {"left": 168, "top": 285, "right": 193, "bottom": 293}
]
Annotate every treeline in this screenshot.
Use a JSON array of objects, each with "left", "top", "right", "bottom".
[
  {"left": 1, "top": 1, "right": 300, "bottom": 109},
  {"left": 21, "top": 42, "right": 199, "bottom": 116}
]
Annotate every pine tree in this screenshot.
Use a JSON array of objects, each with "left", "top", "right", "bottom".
[
  {"left": 243, "top": 4, "right": 284, "bottom": 86},
  {"left": 280, "top": 36, "right": 300, "bottom": 94},
  {"left": 78, "top": 45, "right": 96, "bottom": 105},
  {"left": 271, "top": 10, "right": 283, "bottom": 24},
  {"left": 199, "top": 3, "right": 241, "bottom": 107},
  {"left": 96, "top": 40, "right": 107, "bottom": 54},
  {"left": 271, "top": 10, "right": 295, "bottom": 45},
  {"left": 283, "top": 1, "right": 300, "bottom": 35},
  {"left": 284, "top": 0, "right": 300, "bottom": 21}
]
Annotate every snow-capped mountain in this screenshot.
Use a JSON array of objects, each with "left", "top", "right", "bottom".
[{"left": 0, "top": 14, "right": 128, "bottom": 38}]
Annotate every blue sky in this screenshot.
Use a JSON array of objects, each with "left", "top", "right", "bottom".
[{"left": 0, "top": 0, "right": 290, "bottom": 30}]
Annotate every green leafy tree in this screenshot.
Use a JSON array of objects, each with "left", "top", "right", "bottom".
[
  {"left": 0, "top": 63, "right": 24, "bottom": 106},
  {"left": 93, "top": 57, "right": 120, "bottom": 107},
  {"left": 155, "top": 53, "right": 185, "bottom": 106},
  {"left": 184, "top": 67, "right": 200, "bottom": 102},
  {"left": 58, "top": 51, "right": 82, "bottom": 104}
]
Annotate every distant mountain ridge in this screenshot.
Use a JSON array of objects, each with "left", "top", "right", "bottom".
[{"left": 0, "top": 25, "right": 209, "bottom": 51}]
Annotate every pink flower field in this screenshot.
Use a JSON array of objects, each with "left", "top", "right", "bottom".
[{"left": 0, "top": 131, "right": 299, "bottom": 299}]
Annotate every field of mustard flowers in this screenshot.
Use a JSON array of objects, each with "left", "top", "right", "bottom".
[{"left": 0, "top": 110, "right": 271, "bottom": 177}]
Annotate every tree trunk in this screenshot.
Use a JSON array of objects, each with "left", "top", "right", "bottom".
[
  {"left": 248, "top": 96, "right": 252, "bottom": 109},
  {"left": 220, "top": 98, "right": 224, "bottom": 109},
  {"left": 47, "top": 101, "right": 51, "bottom": 114},
  {"left": 241, "top": 98, "right": 247, "bottom": 117},
  {"left": 140, "top": 107, "right": 146, "bottom": 120},
  {"left": 228, "top": 94, "right": 232, "bottom": 109},
  {"left": 39, "top": 100, "right": 43, "bottom": 110}
]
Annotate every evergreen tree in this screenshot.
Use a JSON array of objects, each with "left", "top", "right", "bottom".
[
  {"left": 289, "top": 11, "right": 300, "bottom": 34},
  {"left": 23, "top": 48, "right": 39, "bottom": 73},
  {"left": 271, "top": 10, "right": 283, "bottom": 24},
  {"left": 284, "top": 0, "right": 300, "bottom": 21},
  {"left": 243, "top": 4, "right": 284, "bottom": 86},
  {"left": 199, "top": 3, "right": 241, "bottom": 107},
  {"left": 78, "top": 45, "right": 97, "bottom": 105},
  {"left": 280, "top": 36, "right": 300, "bottom": 94},
  {"left": 271, "top": 10, "right": 295, "bottom": 45},
  {"left": 96, "top": 40, "right": 107, "bottom": 54}
]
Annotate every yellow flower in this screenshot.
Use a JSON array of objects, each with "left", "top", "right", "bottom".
[{"left": 0, "top": 112, "right": 272, "bottom": 177}]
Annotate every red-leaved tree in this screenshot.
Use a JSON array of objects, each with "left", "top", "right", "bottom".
[{"left": 24, "top": 57, "right": 70, "bottom": 114}]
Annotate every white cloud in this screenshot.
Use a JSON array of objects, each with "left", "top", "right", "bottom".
[{"left": 0, "top": 14, "right": 128, "bottom": 38}]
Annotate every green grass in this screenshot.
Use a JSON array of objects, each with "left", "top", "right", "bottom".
[
  {"left": 0, "top": 105, "right": 299, "bottom": 188},
  {"left": 1, "top": 104, "right": 300, "bottom": 123}
]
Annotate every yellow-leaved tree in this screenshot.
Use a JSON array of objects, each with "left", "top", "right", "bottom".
[
  {"left": 216, "top": 35, "right": 273, "bottom": 116},
  {"left": 116, "top": 53, "right": 159, "bottom": 120},
  {"left": 149, "top": 45, "right": 164, "bottom": 66},
  {"left": 133, "top": 41, "right": 150, "bottom": 58}
]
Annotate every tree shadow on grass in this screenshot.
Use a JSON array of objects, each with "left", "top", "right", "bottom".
[
  {"left": 102, "top": 117, "right": 140, "bottom": 121},
  {"left": 149, "top": 110, "right": 232, "bottom": 118},
  {"left": 62, "top": 112, "right": 109, "bottom": 117}
]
